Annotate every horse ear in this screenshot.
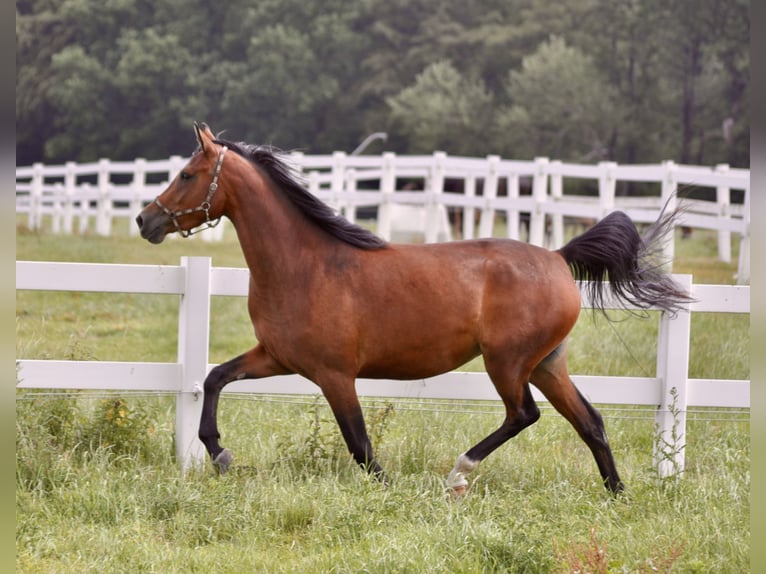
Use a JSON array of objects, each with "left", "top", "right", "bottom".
[
  {"left": 194, "top": 122, "right": 207, "bottom": 153},
  {"left": 193, "top": 122, "right": 216, "bottom": 155}
]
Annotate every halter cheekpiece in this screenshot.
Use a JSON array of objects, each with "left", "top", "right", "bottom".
[{"left": 154, "top": 145, "right": 228, "bottom": 237}]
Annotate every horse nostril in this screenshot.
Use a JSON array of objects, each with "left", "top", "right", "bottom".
[{"left": 135, "top": 214, "right": 143, "bottom": 228}]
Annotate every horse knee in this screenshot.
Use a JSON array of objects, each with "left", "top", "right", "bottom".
[{"left": 203, "top": 363, "right": 233, "bottom": 393}]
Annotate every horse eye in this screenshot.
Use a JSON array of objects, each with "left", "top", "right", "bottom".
[{"left": 180, "top": 171, "right": 193, "bottom": 181}]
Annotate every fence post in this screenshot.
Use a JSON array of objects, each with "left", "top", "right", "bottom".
[
  {"left": 330, "top": 150, "right": 346, "bottom": 212},
  {"left": 506, "top": 172, "right": 520, "bottom": 240},
  {"left": 597, "top": 161, "right": 617, "bottom": 218},
  {"left": 344, "top": 168, "right": 357, "bottom": 224},
  {"left": 528, "top": 157, "right": 549, "bottom": 246},
  {"left": 549, "top": 160, "right": 564, "bottom": 248},
  {"left": 175, "top": 256, "right": 211, "bottom": 473},
  {"left": 737, "top": 180, "right": 750, "bottom": 284},
  {"left": 78, "top": 183, "right": 91, "bottom": 234},
  {"left": 377, "top": 152, "right": 396, "bottom": 240},
  {"left": 129, "top": 158, "right": 147, "bottom": 237},
  {"left": 51, "top": 183, "right": 63, "bottom": 234},
  {"left": 478, "top": 155, "right": 499, "bottom": 238},
  {"left": 463, "top": 175, "right": 476, "bottom": 240},
  {"left": 660, "top": 160, "right": 678, "bottom": 267},
  {"left": 715, "top": 164, "right": 731, "bottom": 263},
  {"left": 29, "top": 163, "right": 44, "bottom": 230},
  {"left": 653, "top": 274, "right": 692, "bottom": 478},
  {"left": 426, "top": 151, "right": 446, "bottom": 243},
  {"left": 63, "top": 162, "right": 77, "bottom": 234},
  {"left": 96, "top": 158, "right": 112, "bottom": 236}
]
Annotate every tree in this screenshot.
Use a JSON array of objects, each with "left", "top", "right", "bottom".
[
  {"left": 499, "top": 36, "right": 616, "bottom": 161},
  {"left": 15, "top": 0, "right": 748, "bottom": 166},
  {"left": 386, "top": 60, "right": 496, "bottom": 155},
  {"left": 219, "top": 24, "right": 339, "bottom": 149}
]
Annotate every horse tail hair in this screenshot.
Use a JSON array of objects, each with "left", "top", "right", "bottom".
[{"left": 557, "top": 209, "right": 693, "bottom": 317}]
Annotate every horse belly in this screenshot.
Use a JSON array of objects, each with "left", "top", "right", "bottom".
[{"left": 356, "top": 300, "right": 482, "bottom": 380}]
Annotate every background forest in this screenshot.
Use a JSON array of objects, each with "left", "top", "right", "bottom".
[{"left": 16, "top": 0, "right": 749, "bottom": 168}]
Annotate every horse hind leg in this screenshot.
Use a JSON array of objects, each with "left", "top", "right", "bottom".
[
  {"left": 447, "top": 363, "right": 540, "bottom": 496},
  {"left": 530, "top": 343, "right": 624, "bottom": 494}
]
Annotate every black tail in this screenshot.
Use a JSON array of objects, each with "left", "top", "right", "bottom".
[{"left": 558, "top": 210, "right": 693, "bottom": 316}]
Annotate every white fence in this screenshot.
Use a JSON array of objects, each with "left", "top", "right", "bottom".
[
  {"left": 16, "top": 154, "right": 750, "bottom": 283},
  {"left": 16, "top": 257, "right": 750, "bottom": 478}
]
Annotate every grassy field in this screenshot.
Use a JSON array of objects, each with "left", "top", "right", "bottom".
[{"left": 16, "top": 217, "right": 749, "bottom": 572}]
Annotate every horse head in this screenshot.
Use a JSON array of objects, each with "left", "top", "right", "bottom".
[{"left": 136, "top": 123, "right": 228, "bottom": 243}]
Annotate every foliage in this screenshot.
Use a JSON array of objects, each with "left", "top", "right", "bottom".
[
  {"left": 387, "top": 60, "right": 496, "bottom": 155},
  {"left": 81, "top": 397, "right": 157, "bottom": 457},
  {"left": 16, "top": 0, "right": 749, "bottom": 167},
  {"left": 500, "top": 35, "right": 616, "bottom": 161},
  {"left": 16, "top": 391, "right": 749, "bottom": 572}
]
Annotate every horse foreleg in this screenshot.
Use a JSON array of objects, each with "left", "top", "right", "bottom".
[
  {"left": 447, "top": 381, "right": 540, "bottom": 496},
  {"left": 198, "top": 344, "right": 289, "bottom": 473},
  {"left": 317, "top": 373, "right": 387, "bottom": 484}
]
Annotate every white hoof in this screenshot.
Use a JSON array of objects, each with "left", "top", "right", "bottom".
[
  {"left": 446, "top": 453, "right": 478, "bottom": 498},
  {"left": 446, "top": 472, "right": 469, "bottom": 498}
]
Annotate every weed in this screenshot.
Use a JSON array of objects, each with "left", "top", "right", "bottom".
[
  {"left": 81, "top": 397, "right": 155, "bottom": 458},
  {"left": 274, "top": 396, "right": 395, "bottom": 476},
  {"left": 653, "top": 386, "right": 685, "bottom": 485},
  {"left": 553, "top": 528, "right": 683, "bottom": 573}
]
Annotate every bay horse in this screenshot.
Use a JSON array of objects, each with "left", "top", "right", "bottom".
[{"left": 136, "top": 123, "right": 691, "bottom": 494}]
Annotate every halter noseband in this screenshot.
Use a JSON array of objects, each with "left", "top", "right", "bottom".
[{"left": 154, "top": 145, "right": 228, "bottom": 237}]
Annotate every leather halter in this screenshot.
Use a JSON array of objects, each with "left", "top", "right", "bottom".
[{"left": 153, "top": 145, "right": 228, "bottom": 237}]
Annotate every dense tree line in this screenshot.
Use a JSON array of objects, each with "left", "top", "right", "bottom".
[{"left": 16, "top": 0, "right": 749, "bottom": 167}]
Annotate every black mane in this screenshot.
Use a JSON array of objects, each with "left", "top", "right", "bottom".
[{"left": 214, "top": 138, "right": 388, "bottom": 250}]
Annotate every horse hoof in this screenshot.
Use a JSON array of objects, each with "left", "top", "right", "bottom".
[
  {"left": 446, "top": 472, "right": 469, "bottom": 499},
  {"left": 213, "top": 449, "right": 233, "bottom": 474},
  {"left": 448, "top": 484, "right": 468, "bottom": 499}
]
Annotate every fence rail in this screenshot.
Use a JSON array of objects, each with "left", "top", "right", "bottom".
[
  {"left": 16, "top": 258, "right": 749, "bottom": 477},
  {"left": 16, "top": 154, "right": 750, "bottom": 283}
]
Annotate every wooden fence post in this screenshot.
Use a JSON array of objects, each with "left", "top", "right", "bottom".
[
  {"left": 426, "top": 151, "right": 446, "bottom": 243},
  {"left": 63, "top": 162, "right": 77, "bottom": 234},
  {"left": 597, "top": 161, "right": 617, "bottom": 218},
  {"left": 528, "top": 157, "right": 549, "bottom": 246},
  {"left": 462, "top": 175, "right": 476, "bottom": 240},
  {"left": 378, "top": 152, "right": 396, "bottom": 240},
  {"left": 78, "top": 183, "right": 91, "bottom": 234},
  {"left": 344, "top": 169, "right": 357, "bottom": 224},
  {"left": 506, "top": 171, "right": 521, "bottom": 241},
  {"left": 478, "top": 155, "right": 499, "bottom": 238},
  {"left": 330, "top": 150, "right": 346, "bottom": 215},
  {"left": 29, "top": 163, "right": 44, "bottom": 230},
  {"left": 653, "top": 274, "right": 692, "bottom": 478},
  {"left": 549, "top": 160, "right": 564, "bottom": 248},
  {"left": 129, "top": 159, "right": 147, "bottom": 237},
  {"left": 660, "top": 160, "right": 678, "bottom": 267},
  {"left": 51, "top": 183, "right": 63, "bottom": 234},
  {"left": 96, "top": 159, "right": 112, "bottom": 236},
  {"left": 715, "top": 164, "right": 731, "bottom": 263},
  {"left": 175, "top": 256, "right": 211, "bottom": 473},
  {"left": 737, "top": 179, "right": 750, "bottom": 284}
]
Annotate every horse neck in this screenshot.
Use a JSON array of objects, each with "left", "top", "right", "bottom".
[{"left": 223, "top": 164, "right": 334, "bottom": 286}]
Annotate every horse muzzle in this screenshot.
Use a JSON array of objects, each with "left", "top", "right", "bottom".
[{"left": 135, "top": 209, "right": 169, "bottom": 244}]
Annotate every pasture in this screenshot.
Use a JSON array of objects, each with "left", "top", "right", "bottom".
[{"left": 16, "top": 218, "right": 749, "bottom": 572}]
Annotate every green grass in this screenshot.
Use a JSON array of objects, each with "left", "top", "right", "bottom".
[{"left": 16, "top": 217, "right": 749, "bottom": 572}]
